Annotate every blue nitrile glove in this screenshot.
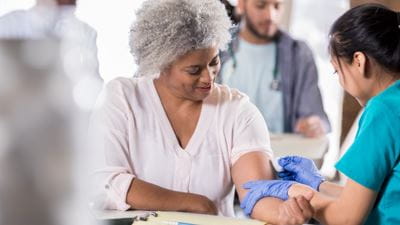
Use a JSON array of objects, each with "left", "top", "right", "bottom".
[
  {"left": 278, "top": 156, "right": 324, "bottom": 190},
  {"left": 240, "top": 180, "right": 295, "bottom": 216}
]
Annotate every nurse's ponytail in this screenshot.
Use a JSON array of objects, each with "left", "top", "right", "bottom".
[{"left": 329, "top": 4, "right": 400, "bottom": 79}]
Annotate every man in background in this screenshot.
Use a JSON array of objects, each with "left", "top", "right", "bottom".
[
  {"left": 0, "top": 0, "right": 103, "bottom": 110},
  {"left": 219, "top": 0, "right": 330, "bottom": 137}
]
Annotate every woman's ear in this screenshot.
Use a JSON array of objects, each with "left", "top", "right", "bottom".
[
  {"left": 236, "top": 0, "right": 244, "bottom": 16},
  {"left": 353, "top": 51, "right": 367, "bottom": 78}
]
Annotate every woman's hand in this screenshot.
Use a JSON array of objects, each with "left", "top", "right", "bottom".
[
  {"left": 180, "top": 193, "right": 218, "bottom": 215},
  {"left": 276, "top": 196, "right": 315, "bottom": 225},
  {"left": 288, "top": 183, "right": 315, "bottom": 199}
]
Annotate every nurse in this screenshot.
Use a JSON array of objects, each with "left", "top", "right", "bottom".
[
  {"left": 239, "top": 3, "right": 400, "bottom": 225},
  {"left": 89, "top": 0, "right": 313, "bottom": 224}
]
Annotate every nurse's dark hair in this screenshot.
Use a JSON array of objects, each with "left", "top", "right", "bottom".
[{"left": 329, "top": 4, "right": 400, "bottom": 78}]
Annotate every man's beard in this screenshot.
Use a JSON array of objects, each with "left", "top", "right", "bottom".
[{"left": 244, "top": 13, "right": 277, "bottom": 41}]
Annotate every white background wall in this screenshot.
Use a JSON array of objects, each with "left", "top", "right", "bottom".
[{"left": 76, "top": 0, "right": 145, "bottom": 82}]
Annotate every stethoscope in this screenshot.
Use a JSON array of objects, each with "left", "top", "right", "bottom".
[{"left": 227, "top": 41, "right": 281, "bottom": 91}]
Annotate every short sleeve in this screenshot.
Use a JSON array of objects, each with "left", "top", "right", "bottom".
[
  {"left": 89, "top": 79, "right": 135, "bottom": 210},
  {"left": 230, "top": 97, "right": 273, "bottom": 165},
  {"left": 335, "top": 101, "right": 399, "bottom": 191}
]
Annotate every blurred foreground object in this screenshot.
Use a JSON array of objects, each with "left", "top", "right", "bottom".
[
  {"left": 0, "top": 39, "right": 72, "bottom": 225},
  {"left": 0, "top": 39, "right": 99, "bottom": 225},
  {"left": 0, "top": 0, "right": 103, "bottom": 110}
]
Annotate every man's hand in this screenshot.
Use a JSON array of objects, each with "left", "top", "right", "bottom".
[
  {"left": 295, "top": 115, "right": 326, "bottom": 138},
  {"left": 278, "top": 156, "right": 324, "bottom": 190}
]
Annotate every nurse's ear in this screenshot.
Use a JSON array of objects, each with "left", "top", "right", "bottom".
[{"left": 352, "top": 51, "right": 368, "bottom": 78}]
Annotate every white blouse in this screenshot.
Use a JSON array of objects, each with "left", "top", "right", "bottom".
[{"left": 90, "top": 77, "right": 273, "bottom": 217}]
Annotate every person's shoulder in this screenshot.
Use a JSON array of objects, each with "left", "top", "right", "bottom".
[
  {"left": 368, "top": 81, "right": 400, "bottom": 119},
  {"left": 212, "top": 84, "right": 260, "bottom": 121},
  {"left": 72, "top": 17, "right": 96, "bottom": 35},
  {"left": 213, "top": 83, "right": 250, "bottom": 104},
  {"left": 0, "top": 10, "right": 27, "bottom": 18},
  {"left": 277, "top": 31, "right": 313, "bottom": 55},
  {"left": 63, "top": 13, "right": 97, "bottom": 37},
  {"left": 95, "top": 77, "right": 148, "bottom": 110},
  {"left": 105, "top": 76, "right": 146, "bottom": 94},
  {"left": 0, "top": 10, "right": 28, "bottom": 24}
]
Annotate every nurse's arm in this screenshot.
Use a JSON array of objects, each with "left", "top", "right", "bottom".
[
  {"left": 318, "top": 181, "right": 343, "bottom": 198},
  {"left": 289, "top": 179, "right": 377, "bottom": 225},
  {"left": 125, "top": 178, "right": 218, "bottom": 215},
  {"left": 232, "top": 151, "right": 313, "bottom": 225}
]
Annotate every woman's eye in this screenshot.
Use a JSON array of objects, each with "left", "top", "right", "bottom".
[
  {"left": 187, "top": 67, "right": 201, "bottom": 75},
  {"left": 210, "top": 59, "right": 220, "bottom": 67}
]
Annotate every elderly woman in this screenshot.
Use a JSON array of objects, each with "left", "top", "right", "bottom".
[{"left": 90, "top": 0, "right": 313, "bottom": 224}]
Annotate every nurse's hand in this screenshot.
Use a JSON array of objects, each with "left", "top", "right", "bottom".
[
  {"left": 276, "top": 195, "right": 315, "bottom": 225},
  {"left": 240, "top": 180, "right": 296, "bottom": 215},
  {"left": 182, "top": 193, "right": 218, "bottom": 215},
  {"left": 278, "top": 156, "right": 324, "bottom": 190},
  {"left": 295, "top": 115, "right": 326, "bottom": 138}
]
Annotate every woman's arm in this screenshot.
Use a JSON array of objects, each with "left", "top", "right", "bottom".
[
  {"left": 126, "top": 178, "right": 217, "bottom": 215},
  {"left": 289, "top": 179, "right": 377, "bottom": 225},
  {"left": 232, "top": 152, "right": 314, "bottom": 225}
]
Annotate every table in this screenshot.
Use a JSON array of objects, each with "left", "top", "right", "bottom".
[
  {"left": 92, "top": 210, "right": 265, "bottom": 225},
  {"left": 270, "top": 133, "right": 329, "bottom": 168}
]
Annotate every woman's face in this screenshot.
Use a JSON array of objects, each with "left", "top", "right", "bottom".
[
  {"left": 330, "top": 54, "right": 372, "bottom": 106},
  {"left": 158, "top": 47, "right": 220, "bottom": 102}
]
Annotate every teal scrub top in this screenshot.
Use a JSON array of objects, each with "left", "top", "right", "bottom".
[{"left": 335, "top": 80, "right": 400, "bottom": 225}]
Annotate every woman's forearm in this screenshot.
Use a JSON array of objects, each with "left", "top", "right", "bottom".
[
  {"left": 251, "top": 197, "right": 284, "bottom": 224},
  {"left": 126, "top": 178, "right": 217, "bottom": 214}
]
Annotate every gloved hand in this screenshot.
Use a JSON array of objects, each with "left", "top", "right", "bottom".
[
  {"left": 278, "top": 156, "right": 324, "bottom": 190},
  {"left": 240, "top": 180, "right": 295, "bottom": 216}
]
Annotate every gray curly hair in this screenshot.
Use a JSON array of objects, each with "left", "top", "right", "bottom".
[{"left": 129, "top": 0, "right": 232, "bottom": 77}]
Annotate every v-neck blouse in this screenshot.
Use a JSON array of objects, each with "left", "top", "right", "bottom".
[
  {"left": 147, "top": 78, "right": 214, "bottom": 153},
  {"left": 90, "top": 77, "right": 273, "bottom": 216}
]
